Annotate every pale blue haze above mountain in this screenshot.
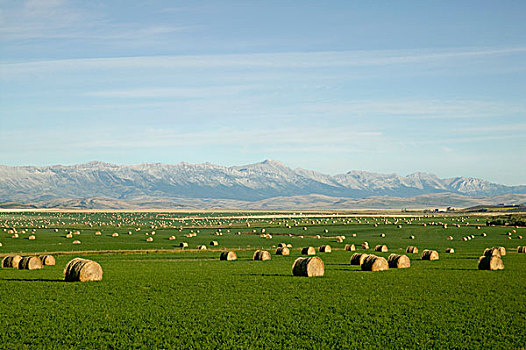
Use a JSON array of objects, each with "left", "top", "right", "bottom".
[{"left": 1, "top": 0, "right": 525, "bottom": 185}]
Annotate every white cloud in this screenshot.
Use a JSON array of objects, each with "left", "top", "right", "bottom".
[{"left": 3, "top": 46, "right": 526, "bottom": 75}]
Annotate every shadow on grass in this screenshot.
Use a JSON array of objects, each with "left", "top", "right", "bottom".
[
  {"left": 1, "top": 278, "right": 65, "bottom": 282},
  {"left": 238, "top": 273, "right": 294, "bottom": 278},
  {"left": 425, "top": 267, "right": 477, "bottom": 271}
]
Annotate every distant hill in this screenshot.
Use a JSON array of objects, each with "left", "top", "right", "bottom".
[{"left": 0, "top": 160, "right": 524, "bottom": 209}]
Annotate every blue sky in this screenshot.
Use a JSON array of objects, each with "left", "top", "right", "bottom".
[{"left": 0, "top": 0, "right": 525, "bottom": 185}]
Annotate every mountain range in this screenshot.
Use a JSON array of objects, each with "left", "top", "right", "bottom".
[{"left": 0, "top": 160, "right": 525, "bottom": 209}]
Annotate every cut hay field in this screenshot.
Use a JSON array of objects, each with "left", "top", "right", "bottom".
[{"left": 1, "top": 212, "right": 525, "bottom": 349}]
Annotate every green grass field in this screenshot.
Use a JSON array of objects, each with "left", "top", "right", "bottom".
[{"left": 1, "top": 212, "right": 525, "bottom": 349}]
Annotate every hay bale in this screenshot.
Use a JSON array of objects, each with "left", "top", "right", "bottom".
[
  {"left": 28, "top": 235, "right": 36, "bottom": 240},
  {"left": 179, "top": 242, "right": 188, "bottom": 248},
  {"left": 210, "top": 241, "right": 219, "bottom": 246},
  {"left": 112, "top": 233, "right": 119, "bottom": 237},
  {"left": 301, "top": 247, "right": 316, "bottom": 255},
  {"left": 292, "top": 256, "right": 324, "bottom": 277},
  {"left": 253, "top": 250, "right": 271, "bottom": 261},
  {"left": 387, "top": 254, "right": 410, "bottom": 268},
  {"left": 380, "top": 233, "right": 385, "bottom": 237},
  {"left": 421, "top": 249, "right": 439, "bottom": 260},
  {"left": 319, "top": 245, "right": 331, "bottom": 253},
  {"left": 276, "top": 247, "right": 290, "bottom": 255},
  {"left": 2, "top": 255, "right": 22, "bottom": 268},
  {"left": 483, "top": 247, "right": 501, "bottom": 257},
  {"left": 361, "top": 242, "right": 369, "bottom": 250},
  {"left": 277, "top": 243, "right": 287, "bottom": 248},
  {"left": 361, "top": 255, "right": 389, "bottom": 271},
  {"left": 517, "top": 246, "right": 526, "bottom": 253},
  {"left": 374, "top": 244, "right": 388, "bottom": 252},
  {"left": 497, "top": 246, "right": 506, "bottom": 256},
  {"left": 406, "top": 246, "right": 418, "bottom": 254},
  {"left": 168, "top": 235, "right": 176, "bottom": 240},
  {"left": 18, "top": 256, "right": 43, "bottom": 270},
  {"left": 478, "top": 255, "right": 504, "bottom": 270},
  {"left": 345, "top": 244, "right": 356, "bottom": 251},
  {"left": 40, "top": 255, "right": 56, "bottom": 266},
  {"left": 350, "top": 253, "right": 369, "bottom": 265},
  {"left": 220, "top": 251, "right": 237, "bottom": 261},
  {"left": 446, "top": 236, "right": 453, "bottom": 241},
  {"left": 409, "top": 235, "right": 415, "bottom": 240},
  {"left": 445, "top": 248, "right": 455, "bottom": 254},
  {"left": 72, "top": 240, "right": 81, "bottom": 244},
  {"left": 95, "top": 231, "right": 102, "bottom": 236},
  {"left": 197, "top": 245, "right": 207, "bottom": 250},
  {"left": 64, "top": 258, "right": 103, "bottom": 282}
]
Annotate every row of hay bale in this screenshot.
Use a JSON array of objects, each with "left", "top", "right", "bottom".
[
  {"left": 478, "top": 246, "right": 507, "bottom": 270},
  {"left": 2, "top": 254, "right": 103, "bottom": 282},
  {"left": 2, "top": 254, "right": 56, "bottom": 270}
]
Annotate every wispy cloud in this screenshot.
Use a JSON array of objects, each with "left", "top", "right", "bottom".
[
  {"left": 0, "top": 0, "right": 195, "bottom": 41},
  {"left": 3, "top": 46, "right": 526, "bottom": 74},
  {"left": 83, "top": 85, "right": 257, "bottom": 99}
]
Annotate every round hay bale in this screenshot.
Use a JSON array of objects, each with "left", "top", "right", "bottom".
[
  {"left": 95, "top": 231, "right": 102, "bottom": 236},
  {"left": 197, "top": 245, "right": 207, "bottom": 250},
  {"left": 374, "top": 244, "right": 388, "bottom": 252},
  {"left": 286, "top": 243, "right": 293, "bottom": 248},
  {"left": 361, "top": 255, "right": 389, "bottom": 271},
  {"left": 497, "top": 246, "right": 506, "bottom": 256},
  {"left": 210, "top": 241, "right": 219, "bottom": 246},
  {"left": 445, "top": 248, "right": 455, "bottom": 254},
  {"left": 361, "top": 242, "right": 369, "bottom": 250},
  {"left": 478, "top": 255, "right": 504, "bottom": 270},
  {"left": 72, "top": 240, "right": 81, "bottom": 244},
  {"left": 64, "top": 258, "right": 103, "bottom": 282},
  {"left": 180, "top": 242, "right": 188, "bottom": 248},
  {"left": 112, "top": 233, "right": 119, "bottom": 237},
  {"left": 517, "top": 246, "right": 526, "bottom": 253},
  {"left": 481, "top": 233, "right": 487, "bottom": 237},
  {"left": 253, "top": 250, "right": 271, "bottom": 261},
  {"left": 409, "top": 235, "right": 415, "bottom": 240},
  {"left": 301, "top": 246, "right": 316, "bottom": 255},
  {"left": 40, "top": 255, "right": 56, "bottom": 265},
  {"left": 2, "top": 255, "right": 22, "bottom": 268},
  {"left": 406, "top": 246, "right": 418, "bottom": 254},
  {"left": 345, "top": 244, "right": 356, "bottom": 251},
  {"left": 276, "top": 247, "right": 290, "bottom": 255},
  {"left": 28, "top": 235, "right": 36, "bottom": 240},
  {"left": 421, "top": 249, "right": 439, "bottom": 261},
  {"left": 146, "top": 237, "right": 153, "bottom": 242},
  {"left": 387, "top": 254, "right": 410, "bottom": 268},
  {"left": 350, "top": 253, "right": 369, "bottom": 265},
  {"left": 319, "top": 245, "right": 331, "bottom": 253},
  {"left": 292, "top": 256, "right": 324, "bottom": 277},
  {"left": 380, "top": 233, "right": 385, "bottom": 237},
  {"left": 220, "top": 251, "right": 237, "bottom": 261},
  {"left": 18, "top": 256, "right": 43, "bottom": 270},
  {"left": 0, "top": 242, "right": 2, "bottom": 247},
  {"left": 168, "top": 235, "right": 176, "bottom": 240},
  {"left": 65, "top": 233, "right": 73, "bottom": 238},
  {"left": 483, "top": 247, "right": 501, "bottom": 257},
  {"left": 446, "top": 236, "right": 453, "bottom": 241}
]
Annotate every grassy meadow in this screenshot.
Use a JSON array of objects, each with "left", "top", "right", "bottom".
[{"left": 0, "top": 211, "right": 525, "bottom": 349}]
